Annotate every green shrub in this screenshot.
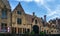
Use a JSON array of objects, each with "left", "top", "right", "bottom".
[
  {"left": 39, "top": 31, "right": 46, "bottom": 35},
  {"left": 31, "top": 31, "right": 35, "bottom": 35}
]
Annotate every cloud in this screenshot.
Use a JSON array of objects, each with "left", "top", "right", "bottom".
[
  {"left": 15, "top": 0, "right": 33, "bottom": 2},
  {"left": 46, "top": 5, "right": 60, "bottom": 21},
  {"left": 46, "top": 0, "right": 55, "bottom": 2},
  {"left": 15, "top": 0, "right": 44, "bottom": 4},
  {"left": 47, "top": 11, "right": 57, "bottom": 16},
  {"left": 17, "top": 0, "right": 33, "bottom": 2},
  {"left": 34, "top": 0, "right": 60, "bottom": 21},
  {"left": 14, "top": 0, "right": 60, "bottom": 21},
  {"left": 47, "top": 5, "right": 60, "bottom": 16},
  {"left": 35, "top": 0, "right": 44, "bottom": 5}
]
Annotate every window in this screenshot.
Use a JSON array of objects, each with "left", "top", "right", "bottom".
[
  {"left": 35, "top": 20, "right": 37, "bottom": 24},
  {"left": 44, "top": 30, "right": 46, "bottom": 33},
  {"left": 1, "top": 23, "right": 7, "bottom": 32},
  {"left": 27, "top": 29, "right": 30, "bottom": 33},
  {"left": 32, "top": 18, "right": 34, "bottom": 22},
  {"left": 17, "top": 11, "right": 21, "bottom": 15},
  {"left": 47, "top": 30, "right": 48, "bottom": 33},
  {"left": 51, "top": 30, "right": 53, "bottom": 32},
  {"left": 2, "top": 10, "right": 7, "bottom": 19},
  {"left": 52, "top": 25, "right": 54, "bottom": 27},
  {"left": 12, "top": 27, "right": 16, "bottom": 34},
  {"left": 18, "top": 28, "right": 22, "bottom": 34},
  {"left": 49, "top": 32, "right": 51, "bottom": 34},
  {"left": 23, "top": 28, "right": 26, "bottom": 33},
  {"left": 17, "top": 18, "right": 22, "bottom": 24},
  {"left": 57, "top": 31, "right": 58, "bottom": 32}
]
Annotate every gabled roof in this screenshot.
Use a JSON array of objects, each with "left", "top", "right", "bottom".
[
  {"left": 12, "top": 2, "right": 42, "bottom": 25},
  {"left": 25, "top": 14, "right": 42, "bottom": 24},
  {"left": 13, "top": 2, "right": 25, "bottom": 13},
  {"left": 2, "top": 0, "right": 11, "bottom": 9},
  {"left": 25, "top": 14, "right": 34, "bottom": 24}
]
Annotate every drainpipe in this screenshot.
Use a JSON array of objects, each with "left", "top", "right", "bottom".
[{"left": 11, "top": 11, "right": 12, "bottom": 34}]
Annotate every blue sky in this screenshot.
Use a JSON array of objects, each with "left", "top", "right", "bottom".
[{"left": 8, "top": 0, "right": 60, "bottom": 22}]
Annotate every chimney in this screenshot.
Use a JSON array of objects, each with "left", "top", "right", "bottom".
[
  {"left": 33, "top": 12, "right": 35, "bottom": 16},
  {"left": 56, "top": 18, "right": 58, "bottom": 25},
  {"left": 44, "top": 15, "right": 46, "bottom": 26}
]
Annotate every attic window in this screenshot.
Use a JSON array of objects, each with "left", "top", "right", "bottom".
[{"left": 17, "top": 11, "right": 21, "bottom": 15}]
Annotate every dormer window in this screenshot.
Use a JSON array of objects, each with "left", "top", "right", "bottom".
[{"left": 17, "top": 11, "right": 21, "bottom": 15}]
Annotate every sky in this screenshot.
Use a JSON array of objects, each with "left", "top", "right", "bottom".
[{"left": 8, "top": 0, "right": 60, "bottom": 22}]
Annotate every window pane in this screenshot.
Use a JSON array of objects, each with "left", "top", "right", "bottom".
[
  {"left": 18, "top": 28, "right": 22, "bottom": 34},
  {"left": 2, "top": 10, "right": 7, "bottom": 19},
  {"left": 1, "top": 23, "right": 7, "bottom": 32},
  {"left": 12, "top": 27, "right": 16, "bottom": 34},
  {"left": 17, "top": 18, "right": 22, "bottom": 24},
  {"left": 23, "top": 28, "right": 26, "bottom": 33},
  {"left": 17, "top": 11, "right": 21, "bottom": 15}
]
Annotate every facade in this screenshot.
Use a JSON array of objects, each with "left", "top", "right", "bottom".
[
  {"left": 0, "top": 0, "right": 11, "bottom": 33},
  {"left": 12, "top": 3, "right": 43, "bottom": 34},
  {"left": 0, "top": 0, "right": 60, "bottom": 34}
]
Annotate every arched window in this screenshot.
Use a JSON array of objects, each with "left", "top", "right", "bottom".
[{"left": 35, "top": 20, "right": 37, "bottom": 24}]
